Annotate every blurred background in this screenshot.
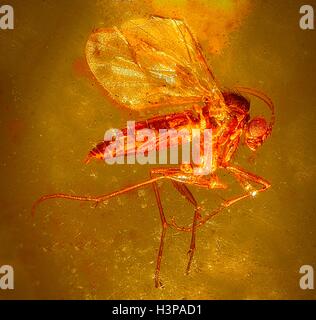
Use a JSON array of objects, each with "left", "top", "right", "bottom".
[{"left": 0, "top": 0, "right": 315, "bottom": 299}]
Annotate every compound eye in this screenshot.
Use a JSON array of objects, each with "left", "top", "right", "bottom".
[{"left": 248, "top": 117, "right": 268, "bottom": 138}]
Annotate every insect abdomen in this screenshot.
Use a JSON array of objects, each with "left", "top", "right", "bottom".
[{"left": 85, "top": 110, "right": 200, "bottom": 163}]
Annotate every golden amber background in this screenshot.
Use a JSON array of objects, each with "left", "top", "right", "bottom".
[{"left": 0, "top": 0, "right": 315, "bottom": 299}]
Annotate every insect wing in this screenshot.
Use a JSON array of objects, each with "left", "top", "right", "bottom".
[{"left": 86, "top": 16, "right": 225, "bottom": 110}]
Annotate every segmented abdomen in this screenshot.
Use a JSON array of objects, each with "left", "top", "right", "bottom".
[{"left": 85, "top": 110, "right": 201, "bottom": 163}]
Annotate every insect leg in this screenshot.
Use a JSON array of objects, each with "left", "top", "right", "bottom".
[
  {"left": 224, "top": 165, "right": 271, "bottom": 206},
  {"left": 186, "top": 206, "right": 200, "bottom": 275},
  {"left": 197, "top": 165, "right": 271, "bottom": 226},
  {"left": 170, "top": 181, "right": 201, "bottom": 274},
  {"left": 150, "top": 169, "right": 227, "bottom": 232},
  {"left": 32, "top": 176, "right": 164, "bottom": 216},
  {"left": 151, "top": 168, "right": 204, "bottom": 275},
  {"left": 150, "top": 168, "right": 202, "bottom": 285},
  {"left": 149, "top": 170, "right": 169, "bottom": 288},
  {"left": 150, "top": 168, "right": 203, "bottom": 232}
]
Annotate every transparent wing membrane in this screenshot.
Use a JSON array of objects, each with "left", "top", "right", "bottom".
[{"left": 86, "top": 16, "right": 225, "bottom": 110}]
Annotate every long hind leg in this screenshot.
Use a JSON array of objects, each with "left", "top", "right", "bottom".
[
  {"left": 171, "top": 181, "right": 201, "bottom": 275},
  {"left": 32, "top": 169, "right": 197, "bottom": 288},
  {"left": 150, "top": 168, "right": 205, "bottom": 279},
  {"left": 150, "top": 170, "right": 168, "bottom": 288},
  {"left": 149, "top": 169, "right": 202, "bottom": 286},
  {"left": 32, "top": 176, "right": 164, "bottom": 216}
]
